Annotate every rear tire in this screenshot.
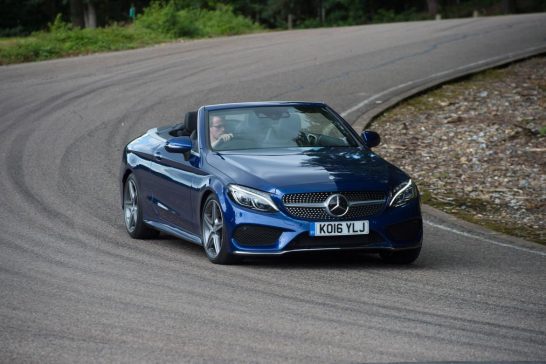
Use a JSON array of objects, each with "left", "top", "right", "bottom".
[
  {"left": 201, "top": 195, "right": 239, "bottom": 265},
  {"left": 123, "top": 174, "right": 159, "bottom": 239},
  {"left": 379, "top": 247, "right": 421, "bottom": 265}
]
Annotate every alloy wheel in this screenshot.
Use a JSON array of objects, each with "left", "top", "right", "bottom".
[
  {"left": 124, "top": 179, "right": 138, "bottom": 233},
  {"left": 203, "top": 199, "right": 224, "bottom": 259}
]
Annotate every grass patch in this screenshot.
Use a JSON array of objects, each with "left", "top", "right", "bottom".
[
  {"left": 0, "top": 3, "right": 262, "bottom": 65},
  {"left": 0, "top": 16, "right": 167, "bottom": 65}
]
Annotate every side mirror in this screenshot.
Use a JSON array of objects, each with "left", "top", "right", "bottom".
[
  {"left": 165, "top": 136, "right": 192, "bottom": 155},
  {"left": 361, "top": 130, "right": 381, "bottom": 148}
]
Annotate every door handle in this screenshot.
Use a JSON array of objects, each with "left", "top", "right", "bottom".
[{"left": 154, "top": 151, "right": 162, "bottom": 160}]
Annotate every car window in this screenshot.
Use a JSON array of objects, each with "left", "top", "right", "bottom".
[
  {"left": 208, "top": 106, "right": 358, "bottom": 151},
  {"left": 191, "top": 128, "right": 198, "bottom": 153}
]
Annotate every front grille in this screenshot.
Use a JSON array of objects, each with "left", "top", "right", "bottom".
[
  {"left": 282, "top": 191, "right": 386, "bottom": 221},
  {"left": 287, "top": 232, "right": 383, "bottom": 250},
  {"left": 283, "top": 191, "right": 385, "bottom": 204},
  {"left": 233, "top": 225, "right": 283, "bottom": 246}
]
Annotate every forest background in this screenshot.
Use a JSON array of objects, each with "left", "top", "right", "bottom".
[{"left": 1, "top": 0, "right": 545, "bottom": 64}]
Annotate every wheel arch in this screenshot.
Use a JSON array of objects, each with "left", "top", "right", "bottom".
[
  {"left": 199, "top": 189, "right": 215, "bottom": 224},
  {"left": 198, "top": 180, "right": 228, "bottom": 233}
]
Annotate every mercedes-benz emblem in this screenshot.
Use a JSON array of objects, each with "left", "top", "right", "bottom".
[{"left": 325, "top": 194, "right": 349, "bottom": 217}]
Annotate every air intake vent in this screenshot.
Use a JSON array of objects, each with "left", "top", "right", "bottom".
[{"left": 233, "top": 225, "right": 283, "bottom": 246}]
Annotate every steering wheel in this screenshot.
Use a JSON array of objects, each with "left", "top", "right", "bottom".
[
  {"left": 218, "top": 135, "right": 257, "bottom": 150},
  {"left": 306, "top": 133, "right": 321, "bottom": 146}
]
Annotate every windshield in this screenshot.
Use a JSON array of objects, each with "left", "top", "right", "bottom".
[{"left": 207, "top": 105, "right": 359, "bottom": 151}]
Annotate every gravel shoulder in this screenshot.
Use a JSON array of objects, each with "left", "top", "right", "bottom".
[{"left": 369, "top": 56, "right": 545, "bottom": 245}]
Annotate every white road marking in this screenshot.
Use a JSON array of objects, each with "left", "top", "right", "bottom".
[
  {"left": 340, "top": 44, "right": 546, "bottom": 118},
  {"left": 425, "top": 220, "right": 546, "bottom": 256},
  {"left": 340, "top": 45, "right": 546, "bottom": 257}
]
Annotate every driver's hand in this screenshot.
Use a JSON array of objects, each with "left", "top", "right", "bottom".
[
  {"left": 212, "top": 133, "right": 233, "bottom": 148},
  {"left": 218, "top": 133, "right": 233, "bottom": 143}
]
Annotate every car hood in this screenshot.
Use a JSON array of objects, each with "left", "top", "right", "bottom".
[{"left": 207, "top": 148, "right": 409, "bottom": 194}]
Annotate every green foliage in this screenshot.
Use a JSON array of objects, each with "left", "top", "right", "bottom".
[
  {"left": 0, "top": 2, "right": 261, "bottom": 64},
  {"left": 371, "top": 8, "right": 427, "bottom": 23},
  {"left": 9, "top": 0, "right": 540, "bottom": 65},
  {"left": 135, "top": 1, "right": 260, "bottom": 38},
  {"left": 190, "top": 5, "right": 261, "bottom": 36},
  {"left": 0, "top": 16, "right": 166, "bottom": 64},
  {"left": 441, "top": 0, "right": 503, "bottom": 17},
  {"left": 297, "top": 5, "right": 428, "bottom": 29},
  {"left": 3, "top": 0, "right": 546, "bottom": 39},
  {"left": 135, "top": 1, "right": 197, "bottom": 37},
  {"left": 0, "top": 26, "right": 26, "bottom": 38},
  {"left": 48, "top": 14, "right": 72, "bottom": 33},
  {"left": 298, "top": 18, "right": 323, "bottom": 29}
]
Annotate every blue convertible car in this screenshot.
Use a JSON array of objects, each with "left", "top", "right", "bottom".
[{"left": 120, "top": 102, "right": 422, "bottom": 264}]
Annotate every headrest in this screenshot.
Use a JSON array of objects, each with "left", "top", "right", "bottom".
[{"left": 184, "top": 111, "right": 198, "bottom": 132}]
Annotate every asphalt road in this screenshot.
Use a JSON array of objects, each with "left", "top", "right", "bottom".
[{"left": 1, "top": 14, "right": 546, "bottom": 363}]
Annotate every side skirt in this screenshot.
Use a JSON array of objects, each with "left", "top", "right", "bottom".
[{"left": 145, "top": 220, "right": 203, "bottom": 246}]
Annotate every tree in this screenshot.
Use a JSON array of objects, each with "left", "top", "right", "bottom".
[
  {"left": 426, "top": 0, "right": 438, "bottom": 16},
  {"left": 68, "top": 0, "right": 100, "bottom": 28},
  {"left": 70, "top": 0, "right": 84, "bottom": 27},
  {"left": 502, "top": 0, "right": 515, "bottom": 13},
  {"left": 83, "top": 0, "right": 97, "bottom": 28}
]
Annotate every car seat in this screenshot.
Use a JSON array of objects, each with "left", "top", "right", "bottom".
[{"left": 263, "top": 114, "right": 302, "bottom": 147}]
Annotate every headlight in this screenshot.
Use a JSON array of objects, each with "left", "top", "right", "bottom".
[
  {"left": 227, "top": 184, "right": 278, "bottom": 212},
  {"left": 389, "top": 180, "right": 418, "bottom": 207}
]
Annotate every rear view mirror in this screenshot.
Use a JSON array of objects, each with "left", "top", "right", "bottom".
[{"left": 361, "top": 130, "right": 381, "bottom": 148}]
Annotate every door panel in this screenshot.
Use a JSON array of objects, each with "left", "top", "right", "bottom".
[{"left": 148, "top": 145, "right": 202, "bottom": 234}]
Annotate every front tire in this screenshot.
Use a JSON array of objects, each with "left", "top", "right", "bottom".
[
  {"left": 123, "top": 174, "right": 159, "bottom": 239},
  {"left": 201, "top": 195, "right": 238, "bottom": 264},
  {"left": 379, "top": 247, "right": 421, "bottom": 265}
]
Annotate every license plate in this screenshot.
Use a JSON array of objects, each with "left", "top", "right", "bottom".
[{"left": 311, "top": 221, "right": 369, "bottom": 236}]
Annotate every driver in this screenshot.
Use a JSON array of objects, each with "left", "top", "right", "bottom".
[{"left": 209, "top": 115, "right": 233, "bottom": 148}]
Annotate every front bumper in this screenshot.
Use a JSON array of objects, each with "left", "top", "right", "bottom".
[{"left": 221, "top": 195, "right": 422, "bottom": 256}]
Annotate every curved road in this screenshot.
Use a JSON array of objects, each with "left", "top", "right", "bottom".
[{"left": 1, "top": 14, "right": 546, "bottom": 363}]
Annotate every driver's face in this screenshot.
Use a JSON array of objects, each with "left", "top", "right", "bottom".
[{"left": 210, "top": 116, "right": 225, "bottom": 139}]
